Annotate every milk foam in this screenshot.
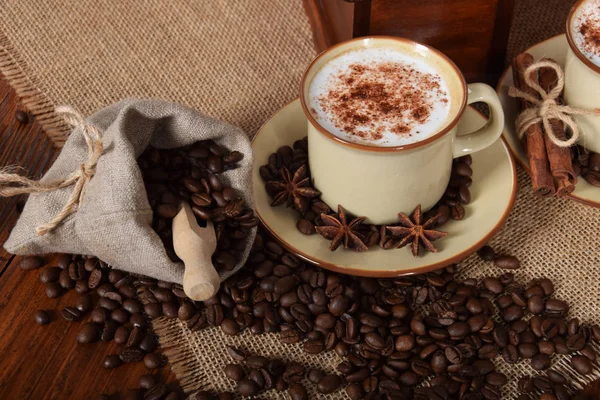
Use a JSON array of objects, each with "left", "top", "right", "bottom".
[
  {"left": 572, "top": 0, "right": 600, "bottom": 67},
  {"left": 309, "top": 47, "right": 451, "bottom": 147}
]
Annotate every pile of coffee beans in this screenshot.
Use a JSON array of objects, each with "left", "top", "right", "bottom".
[
  {"left": 219, "top": 346, "right": 343, "bottom": 398},
  {"left": 260, "top": 137, "right": 473, "bottom": 251},
  {"left": 138, "top": 140, "right": 256, "bottom": 272},
  {"left": 516, "top": 371, "right": 575, "bottom": 400},
  {"left": 572, "top": 145, "right": 600, "bottom": 187},
  {"left": 23, "top": 254, "right": 184, "bottom": 399},
  {"left": 21, "top": 235, "right": 600, "bottom": 399},
  {"left": 123, "top": 229, "right": 600, "bottom": 398}
]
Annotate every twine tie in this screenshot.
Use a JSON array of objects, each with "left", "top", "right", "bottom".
[
  {"left": 0, "top": 106, "right": 103, "bottom": 235},
  {"left": 508, "top": 60, "right": 600, "bottom": 148}
]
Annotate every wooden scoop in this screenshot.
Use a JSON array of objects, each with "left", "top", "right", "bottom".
[{"left": 172, "top": 203, "right": 220, "bottom": 301}]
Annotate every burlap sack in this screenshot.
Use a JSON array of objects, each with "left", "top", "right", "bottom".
[{"left": 4, "top": 99, "right": 256, "bottom": 284}]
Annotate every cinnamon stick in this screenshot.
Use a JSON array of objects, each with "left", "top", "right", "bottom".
[
  {"left": 512, "top": 53, "right": 555, "bottom": 197},
  {"left": 538, "top": 58, "right": 577, "bottom": 196}
]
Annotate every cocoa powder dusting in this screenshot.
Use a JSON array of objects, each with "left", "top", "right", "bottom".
[
  {"left": 317, "top": 60, "right": 448, "bottom": 143},
  {"left": 577, "top": 4, "right": 600, "bottom": 59}
]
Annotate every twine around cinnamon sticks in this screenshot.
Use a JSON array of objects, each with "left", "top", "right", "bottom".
[
  {"left": 509, "top": 54, "right": 600, "bottom": 197},
  {"left": 0, "top": 106, "right": 103, "bottom": 235}
]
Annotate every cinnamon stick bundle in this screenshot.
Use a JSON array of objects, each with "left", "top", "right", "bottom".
[
  {"left": 538, "top": 59, "right": 577, "bottom": 196},
  {"left": 512, "top": 53, "right": 555, "bottom": 197}
]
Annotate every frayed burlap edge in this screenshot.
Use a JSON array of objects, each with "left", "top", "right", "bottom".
[{"left": 0, "top": 29, "right": 69, "bottom": 146}]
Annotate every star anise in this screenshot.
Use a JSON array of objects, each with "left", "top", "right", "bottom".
[
  {"left": 265, "top": 164, "right": 321, "bottom": 214},
  {"left": 315, "top": 205, "right": 369, "bottom": 252},
  {"left": 384, "top": 205, "right": 447, "bottom": 257}
]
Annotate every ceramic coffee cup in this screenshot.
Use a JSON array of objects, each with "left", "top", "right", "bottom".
[
  {"left": 300, "top": 36, "right": 504, "bottom": 225},
  {"left": 565, "top": 0, "right": 600, "bottom": 153}
]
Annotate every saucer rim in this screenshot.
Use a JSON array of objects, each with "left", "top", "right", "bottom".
[
  {"left": 496, "top": 33, "right": 600, "bottom": 209},
  {"left": 252, "top": 98, "right": 518, "bottom": 277}
]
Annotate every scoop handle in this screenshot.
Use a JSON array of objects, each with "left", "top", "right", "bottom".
[
  {"left": 179, "top": 242, "right": 220, "bottom": 301},
  {"left": 172, "top": 204, "right": 220, "bottom": 301}
]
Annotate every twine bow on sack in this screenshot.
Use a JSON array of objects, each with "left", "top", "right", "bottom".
[
  {"left": 508, "top": 60, "right": 600, "bottom": 148},
  {"left": 0, "top": 106, "right": 103, "bottom": 235}
]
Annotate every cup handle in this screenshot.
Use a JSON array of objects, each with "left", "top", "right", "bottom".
[{"left": 453, "top": 83, "right": 505, "bottom": 158}]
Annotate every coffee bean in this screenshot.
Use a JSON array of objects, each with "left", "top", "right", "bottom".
[
  {"left": 145, "top": 384, "right": 168, "bottom": 400},
  {"left": 157, "top": 204, "right": 178, "bottom": 218},
  {"left": 120, "top": 348, "right": 144, "bottom": 363},
  {"left": 139, "top": 374, "right": 156, "bottom": 390},
  {"left": 58, "top": 270, "right": 75, "bottom": 289},
  {"left": 476, "top": 245, "right": 496, "bottom": 261},
  {"left": 345, "top": 384, "right": 364, "bottom": 400},
  {"left": 144, "top": 353, "right": 166, "bottom": 369},
  {"left": 289, "top": 383, "right": 308, "bottom": 400},
  {"left": 478, "top": 344, "right": 498, "bottom": 359},
  {"left": 533, "top": 376, "right": 553, "bottom": 392},
  {"left": 226, "top": 346, "right": 246, "bottom": 362},
  {"left": 100, "top": 320, "right": 118, "bottom": 342},
  {"left": 566, "top": 333, "right": 586, "bottom": 351},
  {"left": 531, "top": 354, "right": 551, "bottom": 370},
  {"left": 39, "top": 267, "right": 61, "bottom": 283},
  {"left": 483, "top": 277, "right": 503, "bottom": 294},
  {"left": 45, "top": 282, "right": 63, "bottom": 299},
  {"left": 486, "top": 372, "right": 507, "bottom": 387},
  {"left": 77, "top": 322, "right": 101, "bottom": 344},
  {"left": 98, "top": 297, "right": 120, "bottom": 311},
  {"left": 144, "top": 303, "right": 163, "bottom": 319},
  {"left": 545, "top": 299, "right": 569, "bottom": 315},
  {"left": 527, "top": 295, "right": 545, "bottom": 315},
  {"left": 61, "top": 307, "right": 82, "bottom": 322},
  {"left": 162, "top": 302, "right": 178, "bottom": 319},
  {"left": 395, "top": 335, "right": 415, "bottom": 352},
  {"left": 237, "top": 379, "right": 259, "bottom": 397},
  {"left": 138, "top": 333, "right": 158, "bottom": 353},
  {"left": 518, "top": 376, "right": 534, "bottom": 393},
  {"left": 448, "top": 322, "right": 470, "bottom": 339},
  {"left": 518, "top": 343, "right": 538, "bottom": 358},
  {"left": 572, "top": 355, "right": 593, "bottom": 375},
  {"left": 34, "top": 310, "right": 51, "bottom": 325},
  {"left": 224, "top": 364, "right": 244, "bottom": 381},
  {"left": 20, "top": 256, "right": 44, "bottom": 270},
  {"left": 317, "top": 374, "right": 342, "bottom": 394},
  {"left": 303, "top": 339, "right": 324, "bottom": 354},
  {"left": 274, "top": 276, "right": 297, "bottom": 295},
  {"left": 127, "top": 326, "right": 144, "bottom": 347},
  {"left": 246, "top": 355, "right": 268, "bottom": 369},
  {"left": 110, "top": 326, "right": 128, "bottom": 345},
  {"left": 220, "top": 318, "right": 240, "bottom": 336},
  {"left": 503, "top": 304, "right": 524, "bottom": 322},
  {"left": 502, "top": 344, "right": 519, "bottom": 364},
  {"left": 494, "top": 255, "right": 520, "bottom": 270},
  {"left": 546, "top": 369, "right": 566, "bottom": 384},
  {"left": 111, "top": 308, "right": 130, "bottom": 324},
  {"left": 296, "top": 219, "right": 314, "bottom": 235},
  {"left": 103, "top": 354, "right": 122, "bottom": 369}
]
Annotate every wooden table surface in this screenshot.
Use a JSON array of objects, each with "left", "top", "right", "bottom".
[{"left": 0, "top": 77, "right": 176, "bottom": 399}]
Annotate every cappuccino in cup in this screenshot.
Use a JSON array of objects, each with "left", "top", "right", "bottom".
[
  {"left": 308, "top": 48, "right": 451, "bottom": 147},
  {"left": 570, "top": 0, "right": 600, "bottom": 66},
  {"left": 300, "top": 37, "right": 504, "bottom": 225},
  {"left": 565, "top": 0, "right": 600, "bottom": 153}
]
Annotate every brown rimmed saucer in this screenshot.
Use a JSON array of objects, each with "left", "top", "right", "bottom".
[
  {"left": 497, "top": 34, "right": 600, "bottom": 209},
  {"left": 252, "top": 99, "right": 517, "bottom": 277}
]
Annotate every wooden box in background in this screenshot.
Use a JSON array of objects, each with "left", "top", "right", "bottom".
[{"left": 303, "top": 0, "right": 515, "bottom": 83}]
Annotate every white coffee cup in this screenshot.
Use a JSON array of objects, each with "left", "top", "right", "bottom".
[
  {"left": 565, "top": 0, "right": 600, "bottom": 153},
  {"left": 300, "top": 36, "right": 504, "bottom": 225}
]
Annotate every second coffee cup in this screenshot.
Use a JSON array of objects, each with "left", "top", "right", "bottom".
[{"left": 300, "top": 36, "right": 505, "bottom": 225}]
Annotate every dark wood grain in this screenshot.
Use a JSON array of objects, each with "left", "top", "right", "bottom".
[
  {"left": 303, "top": 0, "right": 515, "bottom": 83},
  {"left": 303, "top": 0, "right": 355, "bottom": 53},
  {"left": 0, "top": 78, "right": 57, "bottom": 276},
  {"left": 0, "top": 78, "right": 176, "bottom": 399}
]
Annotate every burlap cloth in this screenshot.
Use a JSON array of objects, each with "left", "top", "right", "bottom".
[{"left": 2, "top": 0, "right": 599, "bottom": 398}]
